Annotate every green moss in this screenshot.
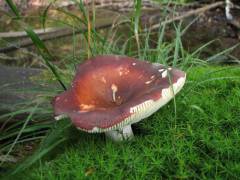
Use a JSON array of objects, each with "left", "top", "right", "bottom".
[{"left": 17, "top": 66, "right": 240, "bottom": 179}]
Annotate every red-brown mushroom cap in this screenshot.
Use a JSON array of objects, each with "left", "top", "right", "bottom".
[{"left": 52, "top": 55, "right": 186, "bottom": 132}]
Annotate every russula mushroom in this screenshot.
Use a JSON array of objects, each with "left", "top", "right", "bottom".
[{"left": 52, "top": 55, "right": 186, "bottom": 141}]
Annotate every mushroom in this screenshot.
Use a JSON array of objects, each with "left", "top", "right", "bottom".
[{"left": 52, "top": 55, "right": 186, "bottom": 141}]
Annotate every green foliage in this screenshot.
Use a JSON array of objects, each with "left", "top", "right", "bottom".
[
  {"left": 5, "top": 0, "right": 20, "bottom": 19},
  {"left": 0, "top": 105, "right": 39, "bottom": 167},
  {"left": 25, "top": 28, "right": 66, "bottom": 90},
  {"left": 11, "top": 120, "right": 71, "bottom": 175},
  {"left": 4, "top": 0, "right": 66, "bottom": 90}
]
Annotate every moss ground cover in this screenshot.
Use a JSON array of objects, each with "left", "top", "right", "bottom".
[{"left": 17, "top": 66, "right": 240, "bottom": 179}]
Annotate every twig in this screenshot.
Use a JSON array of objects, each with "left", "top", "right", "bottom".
[
  {"left": 0, "top": 19, "right": 119, "bottom": 53},
  {"left": 0, "top": 155, "right": 17, "bottom": 163},
  {"left": 0, "top": 53, "right": 21, "bottom": 61},
  {"left": 149, "top": 1, "right": 225, "bottom": 31},
  {"left": 0, "top": 27, "right": 63, "bottom": 38}
]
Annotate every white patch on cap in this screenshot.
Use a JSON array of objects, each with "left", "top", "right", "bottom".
[
  {"left": 118, "top": 67, "right": 124, "bottom": 76},
  {"left": 124, "top": 69, "right": 130, "bottom": 75},
  {"left": 158, "top": 69, "right": 164, "bottom": 73},
  {"left": 80, "top": 104, "right": 95, "bottom": 110},
  {"left": 55, "top": 97, "right": 60, "bottom": 101},
  {"left": 162, "top": 70, "right": 168, "bottom": 78},
  {"left": 111, "top": 84, "right": 118, "bottom": 102},
  {"left": 151, "top": 75, "right": 155, "bottom": 79},
  {"left": 132, "top": 63, "right": 136, "bottom": 66},
  {"left": 101, "top": 77, "right": 107, "bottom": 84},
  {"left": 145, "top": 80, "right": 154, "bottom": 84}
]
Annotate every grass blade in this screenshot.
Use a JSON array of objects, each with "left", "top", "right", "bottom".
[
  {"left": 11, "top": 120, "right": 71, "bottom": 175},
  {"left": 25, "top": 27, "right": 66, "bottom": 90},
  {"left": 5, "top": 0, "right": 20, "bottom": 19},
  {"left": 173, "top": 22, "right": 182, "bottom": 67},
  {"left": 0, "top": 104, "right": 39, "bottom": 167},
  {"left": 40, "top": 3, "right": 52, "bottom": 30},
  {"left": 134, "top": 0, "right": 142, "bottom": 57}
]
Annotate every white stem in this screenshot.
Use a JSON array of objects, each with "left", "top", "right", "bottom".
[{"left": 105, "top": 125, "right": 134, "bottom": 141}]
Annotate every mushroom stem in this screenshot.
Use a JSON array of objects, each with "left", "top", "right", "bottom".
[{"left": 105, "top": 125, "right": 134, "bottom": 141}]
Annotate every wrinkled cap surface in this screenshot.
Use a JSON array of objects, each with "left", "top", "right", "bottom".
[{"left": 53, "top": 55, "right": 186, "bottom": 132}]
